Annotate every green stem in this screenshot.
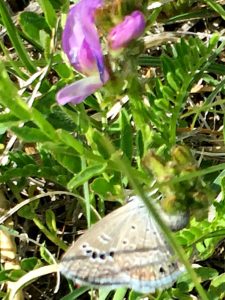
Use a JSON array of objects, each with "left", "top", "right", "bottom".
[
  {"left": 181, "top": 98, "right": 225, "bottom": 118},
  {"left": 169, "top": 82, "right": 189, "bottom": 145},
  {"left": 204, "top": 0, "right": 225, "bottom": 20},
  {"left": 0, "top": 39, "right": 28, "bottom": 80},
  {"left": 0, "top": 0, "right": 36, "bottom": 73},
  {"left": 81, "top": 157, "right": 91, "bottom": 228},
  {"left": 172, "top": 162, "right": 225, "bottom": 183}
]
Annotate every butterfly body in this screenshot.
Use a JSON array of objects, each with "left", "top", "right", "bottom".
[{"left": 60, "top": 196, "right": 186, "bottom": 293}]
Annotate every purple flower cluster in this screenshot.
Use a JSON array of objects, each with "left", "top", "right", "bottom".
[{"left": 57, "top": 0, "right": 145, "bottom": 105}]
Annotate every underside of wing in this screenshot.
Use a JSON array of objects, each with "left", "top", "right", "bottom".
[{"left": 60, "top": 197, "right": 185, "bottom": 293}]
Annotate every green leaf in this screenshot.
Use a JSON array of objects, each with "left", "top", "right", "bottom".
[
  {"left": 91, "top": 177, "right": 113, "bottom": 197},
  {"left": 0, "top": 164, "right": 39, "bottom": 183},
  {"left": 120, "top": 109, "right": 133, "bottom": 161},
  {"left": 112, "top": 288, "right": 127, "bottom": 300},
  {"left": 204, "top": 0, "right": 225, "bottom": 20},
  {"left": 21, "top": 257, "right": 39, "bottom": 271},
  {"left": 60, "top": 287, "right": 90, "bottom": 300},
  {"left": 31, "top": 108, "right": 58, "bottom": 140},
  {"left": 92, "top": 130, "right": 111, "bottom": 159},
  {"left": 45, "top": 209, "right": 57, "bottom": 233},
  {"left": 18, "top": 199, "right": 39, "bottom": 220},
  {"left": 172, "top": 289, "right": 194, "bottom": 300},
  {"left": 49, "top": 0, "right": 68, "bottom": 10},
  {"left": 48, "top": 105, "right": 77, "bottom": 130},
  {"left": 195, "top": 267, "right": 218, "bottom": 281},
  {"left": 42, "top": 30, "right": 51, "bottom": 60},
  {"left": 209, "top": 273, "right": 225, "bottom": 299},
  {"left": 0, "top": 113, "right": 19, "bottom": 129},
  {"left": 0, "top": 269, "right": 10, "bottom": 282},
  {"left": 37, "top": 0, "right": 57, "bottom": 29},
  {"left": 52, "top": 152, "right": 82, "bottom": 173},
  {"left": 161, "top": 86, "right": 175, "bottom": 102},
  {"left": 40, "top": 244, "right": 54, "bottom": 264},
  {"left": 128, "top": 290, "right": 143, "bottom": 300},
  {"left": 11, "top": 126, "right": 50, "bottom": 142},
  {"left": 135, "top": 130, "right": 144, "bottom": 158},
  {"left": 166, "top": 72, "right": 180, "bottom": 91},
  {"left": 68, "top": 163, "right": 107, "bottom": 190},
  {"left": 19, "top": 12, "right": 50, "bottom": 49},
  {"left": 99, "top": 288, "right": 112, "bottom": 300},
  {"left": 178, "top": 266, "right": 218, "bottom": 296},
  {"left": 57, "top": 129, "right": 84, "bottom": 154},
  {"left": 0, "top": 63, "right": 31, "bottom": 120},
  {"left": 0, "top": 269, "right": 25, "bottom": 282},
  {"left": 53, "top": 58, "right": 73, "bottom": 78},
  {"left": 9, "top": 151, "right": 36, "bottom": 166},
  {"left": 179, "top": 230, "right": 195, "bottom": 242}
]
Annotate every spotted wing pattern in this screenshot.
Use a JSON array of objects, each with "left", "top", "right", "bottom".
[{"left": 60, "top": 197, "right": 185, "bottom": 293}]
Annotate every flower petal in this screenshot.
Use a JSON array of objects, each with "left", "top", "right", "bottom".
[
  {"left": 62, "top": 0, "right": 105, "bottom": 79},
  {"left": 108, "top": 11, "right": 145, "bottom": 50},
  {"left": 56, "top": 75, "right": 103, "bottom": 105}
]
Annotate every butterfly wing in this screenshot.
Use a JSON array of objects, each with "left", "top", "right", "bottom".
[{"left": 60, "top": 197, "right": 184, "bottom": 293}]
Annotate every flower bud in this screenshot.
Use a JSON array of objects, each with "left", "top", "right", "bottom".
[{"left": 108, "top": 11, "right": 145, "bottom": 50}]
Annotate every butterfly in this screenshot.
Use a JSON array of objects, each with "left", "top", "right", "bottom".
[{"left": 60, "top": 196, "right": 187, "bottom": 293}]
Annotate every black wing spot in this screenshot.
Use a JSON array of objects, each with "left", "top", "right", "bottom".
[
  {"left": 131, "top": 225, "right": 136, "bottom": 229},
  {"left": 109, "top": 251, "right": 114, "bottom": 257},
  {"left": 100, "top": 253, "right": 106, "bottom": 260},
  {"left": 86, "top": 249, "right": 92, "bottom": 254},
  {"left": 159, "top": 267, "right": 165, "bottom": 273},
  {"left": 92, "top": 251, "right": 98, "bottom": 259}
]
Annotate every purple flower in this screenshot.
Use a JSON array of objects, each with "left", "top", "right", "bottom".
[
  {"left": 57, "top": 0, "right": 109, "bottom": 105},
  {"left": 108, "top": 11, "right": 145, "bottom": 50},
  {"left": 56, "top": 1, "right": 146, "bottom": 105}
]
